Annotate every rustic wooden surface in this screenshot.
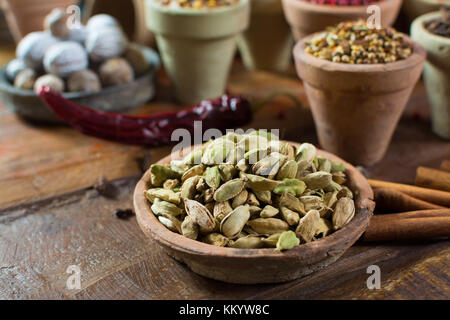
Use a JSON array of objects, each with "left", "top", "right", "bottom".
[{"left": 0, "top": 43, "right": 449, "bottom": 299}]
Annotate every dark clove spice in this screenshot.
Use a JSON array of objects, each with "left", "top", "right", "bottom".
[{"left": 114, "top": 208, "right": 135, "bottom": 220}]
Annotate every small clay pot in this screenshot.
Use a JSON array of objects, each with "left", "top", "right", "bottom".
[
  {"left": 237, "top": 0, "right": 293, "bottom": 73},
  {"left": 1, "top": 0, "right": 78, "bottom": 43},
  {"left": 411, "top": 11, "right": 450, "bottom": 140},
  {"left": 134, "top": 142, "right": 374, "bottom": 284},
  {"left": 281, "top": 0, "right": 403, "bottom": 41},
  {"left": 145, "top": 0, "right": 250, "bottom": 105},
  {"left": 294, "top": 34, "right": 426, "bottom": 166},
  {"left": 403, "top": 0, "right": 449, "bottom": 23}
]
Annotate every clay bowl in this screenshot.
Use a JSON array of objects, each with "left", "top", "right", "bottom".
[
  {"left": 294, "top": 34, "right": 426, "bottom": 166},
  {"left": 282, "top": 0, "right": 403, "bottom": 41},
  {"left": 0, "top": 46, "right": 160, "bottom": 124},
  {"left": 134, "top": 141, "right": 375, "bottom": 284}
]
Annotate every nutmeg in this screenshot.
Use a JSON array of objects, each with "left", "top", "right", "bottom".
[
  {"left": 43, "top": 41, "right": 88, "bottom": 78},
  {"left": 34, "top": 74, "right": 65, "bottom": 93},
  {"left": 44, "top": 8, "right": 70, "bottom": 38},
  {"left": 86, "top": 14, "right": 119, "bottom": 32},
  {"left": 99, "top": 58, "right": 134, "bottom": 87},
  {"left": 85, "top": 27, "right": 128, "bottom": 62},
  {"left": 14, "top": 68, "right": 36, "bottom": 90},
  {"left": 125, "top": 44, "right": 150, "bottom": 75},
  {"left": 6, "top": 59, "right": 27, "bottom": 82},
  {"left": 16, "top": 32, "right": 59, "bottom": 69},
  {"left": 67, "top": 69, "right": 101, "bottom": 93}
]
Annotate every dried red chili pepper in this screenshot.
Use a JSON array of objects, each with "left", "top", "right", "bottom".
[{"left": 38, "top": 86, "right": 253, "bottom": 146}]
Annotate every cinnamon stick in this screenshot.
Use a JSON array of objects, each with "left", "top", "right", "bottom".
[
  {"left": 415, "top": 167, "right": 450, "bottom": 192},
  {"left": 441, "top": 160, "right": 450, "bottom": 173},
  {"left": 362, "top": 215, "right": 450, "bottom": 242},
  {"left": 369, "top": 179, "right": 450, "bottom": 207},
  {"left": 374, "top": 209, "right": 450, "bottom": 220},
  {"left": 373, "top": 187, "right": 445, "bottom": 212}
]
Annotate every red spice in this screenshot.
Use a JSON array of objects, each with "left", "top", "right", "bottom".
[{"left": 38, "top": 86, "right": 253, "bottom": 146}]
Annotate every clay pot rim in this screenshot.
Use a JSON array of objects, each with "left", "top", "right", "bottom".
[
  {"left": 146, "top": 0, "right": 249, "bottom": 16},
  {"left": 412, "top": 11, "right": 450, "bottom": 44},
  {"left": 282, "top": 0, "right": 401, "bottom": 14},
  {"left": 134, "top": 141, "right": 374, "bottom": 260},
  {"left": 294, "top": 33, "right": 427, "bottom": 74}
]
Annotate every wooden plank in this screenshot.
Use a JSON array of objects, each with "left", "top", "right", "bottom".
[
  {"left": 1, "top": 177, "right": 448, "bottom": 300},
  {"left": 0, "top": 68, "right": 312, "bottom": 210}
]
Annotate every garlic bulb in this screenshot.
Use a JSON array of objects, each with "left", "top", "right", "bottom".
[
  {"left": 86, "top": 14, "right": 119, "bottom": 32},
  {"left": 44, "top": 8, "right": 70, "bottom": 38},
  {"left": 85, "top": 27, "right": 128, "bottom": 62},
  {"left": 43, "top": 41, "right": 88, "bottom": 78},
  {"left": 16, "top": 32, "right": 59, "bottom": 69}
]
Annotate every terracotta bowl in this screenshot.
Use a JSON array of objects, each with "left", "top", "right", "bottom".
[
  {"left": 0, "top": 46, "right": 160, "bottom": 124},
  {"left": 134, "top": 141, "right": 375, "bottom": 284},
  {"left": 282, "top": 0, "right": 403, "bottom": 41},
  {"left": 294, "top": 34, "right": 426, "bottom": 166}
]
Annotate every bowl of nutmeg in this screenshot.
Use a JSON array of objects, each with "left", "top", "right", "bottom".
[
  {"left": 0, "top": 10, "right": 160, "bottom": 123},
  {"left": 133, "top": 132, "right": 375, "bottom": 284}
]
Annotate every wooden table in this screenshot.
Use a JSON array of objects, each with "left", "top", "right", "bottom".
[{"left": 0, "top": 44, "right": 449, "bottom": 300}]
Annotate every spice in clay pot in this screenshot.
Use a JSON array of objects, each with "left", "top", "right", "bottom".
[
  {"left": 44, "top": 8, "right": 70, "bottom": 39},
  {"left": 85, "top": 27, "right": 128, "bottom": 62},
  {"left": 34, "top": 74, "right": 65, "bottom": 93},
  {"left": 43, "top": 41, "right": 89, "bottom": 78},
  {"left": 99, "top": 58, "right": 134, "bottom": 87},
  {"left": 67, "top": 69, "right": 102, "bottom": 93},
  {"left": 16, "top": 32, "right": 59, "bottom": 69},
  {"left": 14, "top": 69, "right": 36, "bottom": 90},
  {"left": 6, "top": 58, "right": 27, "bottom": 82},
  {"left": 125, "top": 44, "right": 150, "bottom": 75}
]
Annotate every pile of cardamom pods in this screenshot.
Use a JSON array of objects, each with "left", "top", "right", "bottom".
[{"left": 144, "top": 131, "right": 356, "bottom": 251}]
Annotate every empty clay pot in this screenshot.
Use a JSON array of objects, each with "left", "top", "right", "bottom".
[
  {"left": 237, "top": 0, "right": 293, "bottom": 73},
  {"left": 1, "top": 0, "right": 78, "bottom": 43},
  {"left": 282, "top": 0, "right": 403, "bottom": 41},
  {"left": 411, "top": 11, "right": 450, "bottom": 139},
  {"left": 294, "top": 34, "right": 426, "bottom": 166},
  {"left": 145, "top": 0, "right": 250, "bottom": 105}
]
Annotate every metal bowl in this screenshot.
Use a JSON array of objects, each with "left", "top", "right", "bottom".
[{"left": 0, "top": 46, "right": 160, "bottom": 123}]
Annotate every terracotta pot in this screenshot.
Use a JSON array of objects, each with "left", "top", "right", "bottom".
[
  {"left": 145, "top": 0, "right": 250, "bottom": 105},
  {"left": 0, "top": 0, "right": 78, "bottom": 43},
  {"left": 411, "top": 11, "right": 450, "bottom": 139},
  {"left": 134, "top": 142, "right": 374, "bottom": 284},
  {"left": 294, "top": 34, "right": 426, "bottom": 166},
  {"left": 237, "top": 0, "right": 293, "bottom": 73},
  {"left": 84, "top": 0, "right": 155, "bottom": 46},
  {"left": 282, "top": 0, "right": 403, "bottom": 41},
  {"left": 403, "top": 0, "right": 449, "bottom": 23}
]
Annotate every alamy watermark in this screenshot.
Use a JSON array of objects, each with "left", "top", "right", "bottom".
[
  {"left": 66, "top": 265, "right": 81, "bottom": 290},
  {"left": 367, "top": 265, "right": 381, "bottom": 290}
]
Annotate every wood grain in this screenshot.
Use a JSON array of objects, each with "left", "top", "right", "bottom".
[{"left": 1, "top": 178, "right": 448, "bottom": 300}]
